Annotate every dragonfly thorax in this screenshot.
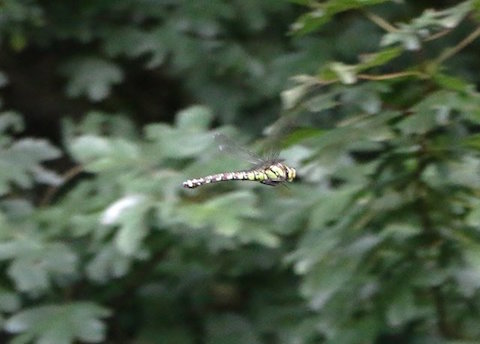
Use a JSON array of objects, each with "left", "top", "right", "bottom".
[{"left": 253, "top": 162, "right": 296, "bottom": 186}]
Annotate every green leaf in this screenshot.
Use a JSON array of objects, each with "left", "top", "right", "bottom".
[
  {"left": 282, "top": 128, "right": 325, "bottom": 147},
  {"left": 175, "top": 105, "right": 214, "bottom": 131},
  {"left": 0, "top": 137, "right": 62, "bottom": 194},
  {"left": 0, "top": 289, "right": 21, "bottom": 313},
  {"left": 86, "top": 244, "right": 132, "bottom": 283},
  {"left": 387, "top": 288, "right": 424, "bottom": 327},
  {"left": 60, "top": 57, "right": 123, "bottom": 101},
  {"left": 381, "top": 1, "right": 472, "bottom": 50},
  {"left": 325, "top": 62, "right": 357, "bottom": 84},
  {"left": 206, "top": 313, "right": 261, "bottom": 344},
  {"left": 356, "top": 47, "right": 403, "bottom": 71},
  {"left": 397, "top": 91, "right": 463, "bottom": 134},
  {"left": 103, "top": 27, "right": 167, "bottom": 67},
  {"left": 0, "top": 112, "right": 24, "bottom": 133},
  {"left": 309, "top": 185, "right": 362, "bottom": 229},
  {"left": 6, "top": 242, "right": 77, "bottom": 294},
  {"left": 281, "top": 82, "right": 314, "bottom": 110},
  {"left": 5, "top": 303, "right": 110, "bottom": 344},
  {"left": 69, "top": 135, "right": 140, "bottom": 172},
  {"left": 454, "top": 244, "right": 480, "bottom": 297},
  {"left": 304, "top": 91, "right": 339, "bottom": 113},
  {"left": 178, "top": 191, "right": 277, "bottom": 246},
  {"left": 291, "top": 0, "right": 388, "bottom": 35},
  {"left": 433, "top": 73, "right": 472, "bottom": 92},
  {"left": 301, "top": 256, "right": 357, "bottom": 310},
  {"left": 144, "top": 124, "right": 213, "bottom": 159},
  {"left": 9, "top": 138, "right": 61, "bottom": 161},
  {"left": 0, "top": 71, "right": 8, "bottom": 88},
  {"left": 101, "top": 194, "right": 152, "bottom": 255}
]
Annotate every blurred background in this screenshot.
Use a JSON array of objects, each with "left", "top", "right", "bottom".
[{"left": 2, "top": 0, "right": 480, "bottom": 343}]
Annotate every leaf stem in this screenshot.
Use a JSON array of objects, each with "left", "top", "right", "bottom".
[
  {"left": 40, "top": 165, "right": 84, "bottom": 206},
  {"left": 362, "top": 10, "right": 398, "bottom": 33},
  {"left": 358, "top": 70, "right": 427, "bottom": 80},
  {"left": 434, "top": 25, "right": 480, "bottom": 65}
]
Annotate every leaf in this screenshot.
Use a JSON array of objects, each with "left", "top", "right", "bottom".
[
  {"left": 206, "top": 313, "right": 261, "bottom": 344},
  {"left": 9, "top": 138, "right": 62, "bottom": 161},
  {"left": 327, "top": 62, "right": 357, "bottom": 84},
  {"left": 381, "top": 1, "right": 471, "bottom": 50},
  {"left": 454, "top": 244, "right": 480, "bottom": 297},
  {"left": 6, "top": 242, "right": 77, "bottom": 294},
  {"left": 86, "top": 244, "right": 132, "bottom": 283},
  {"left": 175, "top": 105, "right": 214, "bottom": 131},
  {"left": 304, "top": 91, "right": 338, "bottom": 113},
  {"left": 356, "top": 47, "right": 403, "bottom": 71},
  {"left": 433, "top": 73, "right": 472, "bottom": 92},
  {"left": 0, "top": 289, "right": 21, "bottom": 313},
  {"left": 0, "top": 71, "right": 9, "bottom": 87},
  {"left": 309, "top": 185, "right": 362, "bottom": 229},
  {"left": 5, "top": 303, "right": 110, "bottom": 344},
  {"left": 69, "top": 135, "right": 114, "bottom": 165},
  {"left": 291, "top": 0, "right": 388, "bottom": 35},
  {"left": 282, "top": 128, "right": 325, "bottom": 147},
  {"left": 103, "top": 26, "right": 169, "bottom": 68},
  {"left": 397, "top": 91, "right": 463, "bottom": 134},
  {"left": 69, "top": 135, "right": 140, "bottom": 172},
  {"left": 0, "top": 137, "right": 62, "bottom": 194},
  {"left": 101, "top": 194, "right": 147, "bottom": 225},
  {"left": 60, "top": 57, "right": 123, "bottom": 101},
  {"left": 387, "top": 288, "right": 427, "bottom": 327},
  {"left": 178, "top": 191, "right": 277, "bottom": 246},
  {"left": 301, "top": 256, "right": 357, "bottom": 310},
  {"left": 281, "top": 84, "right": 309, "bottom": 110},
  {"left": 144, "top": 124, "right": 213, "bottom": 159},
  {"left": 289, "top": 227, "right": 342, "bottom": 275},
  {"left": 380, "top": 29, "right": 421, "bottom": 51},
  {"left": 101, "top": 194, "right": 151, "bottom": 256},
  {"left": 0, "top": 112, "right": 24, "bottom": 133}
]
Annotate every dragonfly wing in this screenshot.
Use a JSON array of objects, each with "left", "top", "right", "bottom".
[{"left": 214, "top": 133, "right": 266, "bottom": 166}]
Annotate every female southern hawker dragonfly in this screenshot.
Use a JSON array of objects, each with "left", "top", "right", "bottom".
[{"left": 182, "top": 134, "right": 296, "bottom": 189}]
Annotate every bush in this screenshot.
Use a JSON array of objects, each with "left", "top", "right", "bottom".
[{"left": 2, "top": 0, "right": 480, "bottom": 343}]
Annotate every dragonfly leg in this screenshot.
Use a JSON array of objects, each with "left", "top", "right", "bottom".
[{"left": 260, "top": 180, "right": 282, "bottom": 186}]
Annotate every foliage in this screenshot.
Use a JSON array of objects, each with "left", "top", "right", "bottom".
[
  {"left": 2, "top": 0, "right": 480, "bottom": 343},
  {"left": 0, "top": 0, "right": 319, "bottom": 128}
]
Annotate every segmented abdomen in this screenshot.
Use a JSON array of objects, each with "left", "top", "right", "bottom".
[{"left": 182, "top": 162, "right": 296, "bottom": 189}]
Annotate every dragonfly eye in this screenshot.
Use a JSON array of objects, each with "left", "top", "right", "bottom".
[{"left": 286, "top": 166, "right": 296, "bottom": 181}]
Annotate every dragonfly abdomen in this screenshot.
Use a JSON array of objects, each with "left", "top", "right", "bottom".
[
  {"left": 182, "top": 163, "right": 296, "bottom": 189},
  {"left": 183, "top": 171, "right": 253, "bottom": 189}
]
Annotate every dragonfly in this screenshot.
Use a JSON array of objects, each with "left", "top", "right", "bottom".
[{"left": 182, "top": 134, "right": 296, "bottom": 189}]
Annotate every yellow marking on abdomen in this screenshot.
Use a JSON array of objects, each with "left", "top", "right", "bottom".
[
  {"left": 246, "top": 171, "right": 256, "bottom": 181},
  {"left": 270, "top": 165, "right": 285, "bottom": 178}
]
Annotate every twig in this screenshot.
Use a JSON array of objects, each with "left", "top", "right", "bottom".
[
  {"left": 40, "top": 165, "right": 84, "bottom": 206},
  {"left": 434, "top": 25, "right": 480, "bottom": 65},
  {"left": 424, "top": 28, "right": 453, "bottom": 42},
  {"left": 358, "top": 70, "right": 427, "bottom": 80},
  {"left": 363, "top": 10, "right": 398, "bottom": 33}
]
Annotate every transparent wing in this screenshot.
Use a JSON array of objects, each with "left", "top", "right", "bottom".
[{"left": 214, "top": 133, "right": 266, "bottom": 166}]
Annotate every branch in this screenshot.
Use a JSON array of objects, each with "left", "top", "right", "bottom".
[
  {"left": 434, "top": 25, "right": 480, "bottom": 65},
  {"left": 39, "top": 165, "right": 84, "bottom": 206},
  {"left": 363, "top": 10, "right": 398, "bottom": 33},
  {"left": 358, "top": 70, "right": 427, "bottom": 81}
]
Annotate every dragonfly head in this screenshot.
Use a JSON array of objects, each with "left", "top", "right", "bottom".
[{"left": 285, "top": 165, "right": 296, "bottom": 182}]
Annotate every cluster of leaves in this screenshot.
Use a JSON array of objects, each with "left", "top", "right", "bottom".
[
  {"left": 282, "top": 0, "right": 480, "bottom": 342},
  {"left": 2, "top": 0, "right": 480, "bottom": 343},
  {"left": 0, "top": 0, "right": 324, "bottom": 128},
  {"left": 0, "top": 107, "right": 318, "bottom": 343}
]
